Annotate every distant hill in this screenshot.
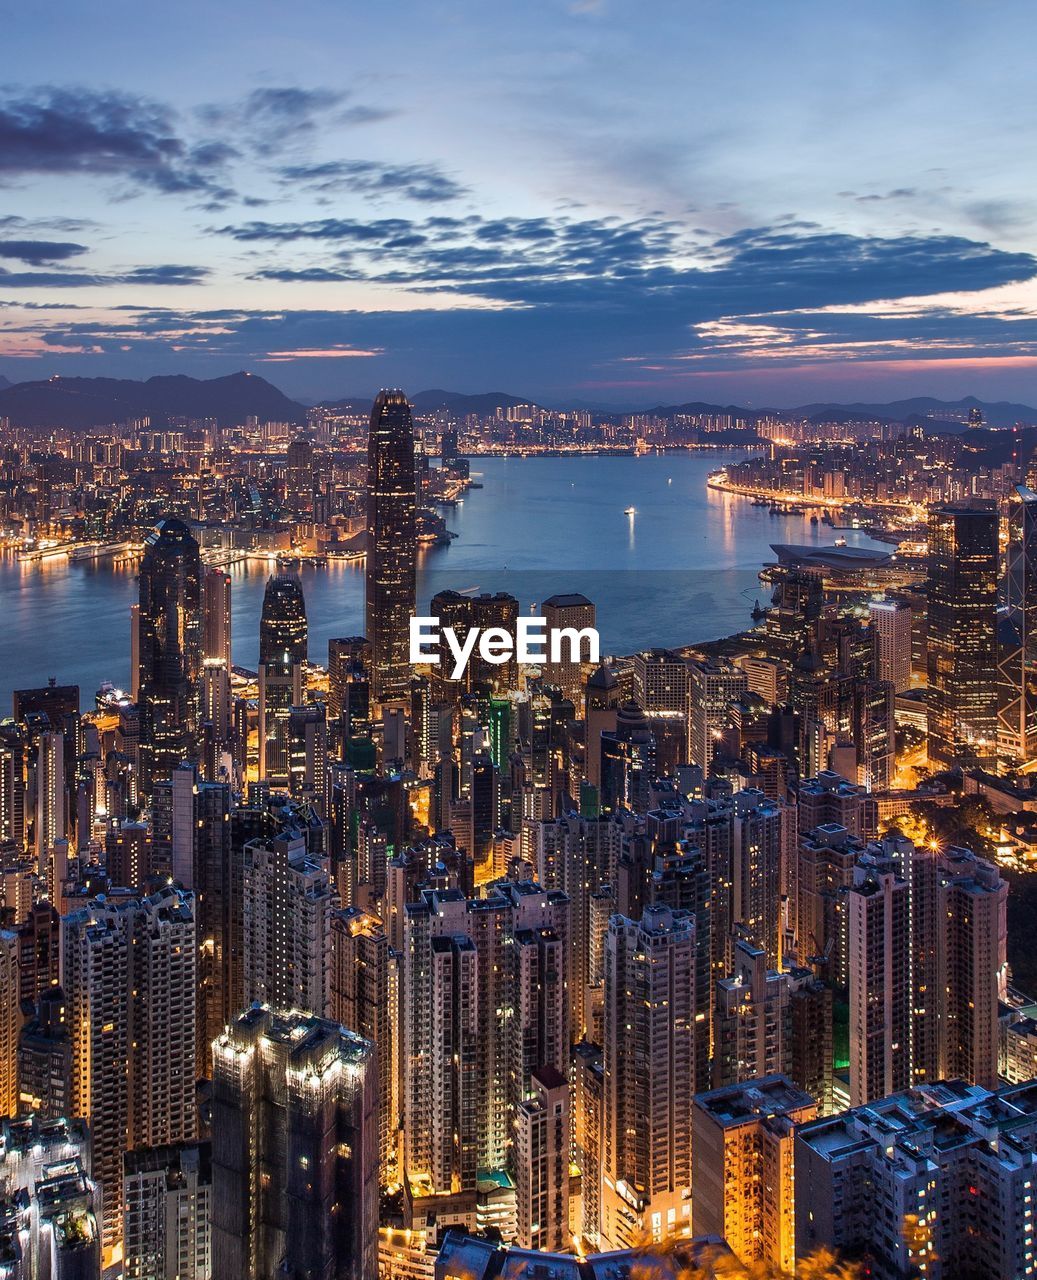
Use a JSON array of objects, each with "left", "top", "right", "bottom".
[
  {"left": 790, "top": 395, "right": 1037, "bottom": 429},
  {"left": 321, "top": 389, "right": 534, "bottom": 417},
  {"left": 0, "top": 372, "right": 306, "bottom": 429},
  {"left": 411, "top": 389, "right": 531, "bottom": 414}
]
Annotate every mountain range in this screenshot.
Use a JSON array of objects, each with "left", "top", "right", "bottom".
[
  {"left": 0, "top": 372, "right": 306, "bottom": 429},
  {"left": 0, "top": 372, "right": 1035, "bottom": 430}
]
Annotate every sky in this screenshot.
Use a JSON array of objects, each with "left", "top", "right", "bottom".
[{"left": 0, "top": 0, "right": 1036, "bottom": 407}]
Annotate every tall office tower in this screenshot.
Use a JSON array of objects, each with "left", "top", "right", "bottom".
[
  {"left": 211, "top": 1007, "right": 378, "bottom": 1280},
  {"left": 328, "top": 636, "right": 371, "bottom": 738},
  {"left": 732, "top": 789, "right": 786, "bottom": 968},
  {"left": 999, "top": 484, "right": 1037, "bottom": 765},
  {"left": 202, "top": 565, "right": 232, "bottom": 666},
  {"left": 0, "top": 930, "right": 17, "bottom": 1118},
  {"left": 585, "top": 664, "right": 621, "bottom": 793},
  {"left": 34, "top": 728, "right": 65, "bottom": 895},
  {"left": 137, "top": 518, "right": 203, "bottom": 794},
  {"left": 17, "top": 985, "right": 72, "bottom": 1118},
  {"left": 847, "top": 849, "right": 910, "bottom": 1106},
  {"left": 286, "top": 435, "right": 315, "bottom": 514},
  {"left": 62, "top": 886, "right": 197, "bottom": 1260},
  {"left": 0, "top": 1116, "right": 101, "bottom": 1279},
  {"left": 688, "top": 658, "right": 748, "bottom": 774},
  {"left": 131, "top": 601, "right": 141, "bottom": 699},
  {"left": 0, "top": 735, "right": 25, "bottom": 851},
  {"left": 257, "top": 573, "right": 307, "bottom": 786},
  {"left": 427, "top": 591, "right": 521, "bottom": 692},
  {"left": 366, "top": 389, "right": 416, "bottom": 709},
  {"left": 123, "top": 1142, "right": 212, "bottom": 1280},
  {"left": 926, "top": 501, "right": 999, "bottom": 769},
  {"left": 200, "top": 657, "right": 233, "bottom": 774},
  {"left": 938, "top": 846, "right": 1008, "bottom": 1086},
  {"left": 692, "top": 1075, "right": 816, "bottom": 1275},
  {"left": 402, "top": 882, "right": 570, "bottom": 1200},
  {"left": 601, "top": 905, "right": 695, "bottom": 1249},
  {"left": 541, "top": 593, "right": 596, "bottom": 707},
  {"left": 796, "top": 1080, "right": 1037, "bottom": 1280},
  {"left": 513, "top": 1065, "right": 570, "bottom": 1253},
  {"left": 869, "top": 597, "right": 913, "bottom": 693},
  {"left": 330, "top": 906, "right": 396, "bottom": 1184},
  {"left": 242, "top": 827, "right": 332, "bottom": 1016},
  {"left": 712, "top": 933, "right": 792, "bottom": 1089},
  {"left": 600, "top": 702, "right": 656, "bottom": 814},
  {"left": 287, "top": 702, "right": 328, "bottom": 807}
]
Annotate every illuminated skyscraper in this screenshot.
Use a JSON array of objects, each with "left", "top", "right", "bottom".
[
  {"left": 211, "top": 1006, "right": 378, "bottom": 1280},
  {"left": 541, "top": 593, "right": 596, "bottom": 706},
  {"left": 202, "top": 565, "right": 232, "bottom": 667},
  {"left": 137, "top": 518, "right": 202, "bottom": 794},
  {"left": 63, "top": 886, "right": 197, "bottom": 1261},
  {"left": 926, "top": 501, "right": 998, "bottom": 770},
  {"left": 366, "top": 389, "right": 416, "bottom": 708},
  {"left": 258, "top": 573, "right": 307, "bottom": 786},
  {"left": 868, "top": 597, "right": 912, "bottom": 693},
  {"left": 999, "top": 484, "right": 1037, "bottom": 765},
  {"left": 601, "top": 905, "right": 695, "bottom": 1249}
]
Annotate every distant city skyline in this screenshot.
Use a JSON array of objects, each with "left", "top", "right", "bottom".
[{"left": 1, "top": 0, "right": 1036, "bottom": 402}]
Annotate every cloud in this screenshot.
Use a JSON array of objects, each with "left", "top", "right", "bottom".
[
  {"left": 0, "top": 263, "right": 208, "bottom": 287},
  {"left": 4, "top": 217, "right": 1036, "bottom": 397},
  {"left": 278, "top": 160, "right": 468, "bottom": 202},
  {"left": 216, "top": 214, "right": 1034, "bottom": 316},
  {"left": 0, "top": 85, "right": 238, "bottom": 198},
  {"left": 199, "top": 87, "right": 392, "bottom": 156},
  {"left": 0, "top": 240, "right": 88, "bottom": 265}
]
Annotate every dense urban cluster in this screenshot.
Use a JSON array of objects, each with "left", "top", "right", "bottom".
[{"left": 2, "top": 390, "right": 1037, "bottom": 1280}]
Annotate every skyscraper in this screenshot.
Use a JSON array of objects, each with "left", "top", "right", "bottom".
[
  {"left": 62, "top": 886, "right": 197, "bottom": 1261},
  {"left": 211, "top": 1006, "right": 378, "bottom": 1280},
  {"left": 541, "top": 593, "right": 596, "bottom": 706},
  {"left": 693, "top": 1075, "right": 816, "bottom": 1275},
  {"left": 123, "top": 1141, "right": 212, "bottom": 1280},
  {"left": 926, "top": 501, "right": 999, "bottom": 770},
  {"left": 258, "top": 572, "right": 307, "bottom": 786},
  {"left": 999, "top": 484, "right": 1037, "bottom": 765},
  {"left": 242, "top": 826, "right": 333, "bottom": 1017},
  {"left": 202, "top": 565, "right": 232, "bottom": 667},
  {"left": 869, "top": 597, "right": 912, "bottom": 693},
  {"left": 601, "top": 905, "right": 695, "bottom": 1249},
  {"left": 366, "top": 389, "right": 416, "bottom": 708},
  {"left": 137, "top": 518, "right": 203, "bottom": 794}
]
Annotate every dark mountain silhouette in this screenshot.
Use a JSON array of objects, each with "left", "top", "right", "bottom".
[
  {"left": 0, "top": 371, "right": 306, "bottom": 429},
  {"left": 790, "top": 395, "right": 1037, "bottom": 429},
  {"left": 410, "top": 389, "right": 530, "bottom": 414},
  {"left": 2, "top": 373, "right": 1034, "bottom": 431},
  {"left": 321, "top": 389, "right": 532, "bottom": 417}
]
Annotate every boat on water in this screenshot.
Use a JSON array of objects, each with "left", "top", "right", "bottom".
[
  {"left": 69, "top": 540, "right": 134, "bottom": 562},
  {"left": 17, "top": 543, "right": 69, "bottom": 562},
  {"left": 624, "top": 506, "right": 636, "bottom": 516},
  {"left": 834, "top": 536, "right": 848, "bottom": 547}
]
